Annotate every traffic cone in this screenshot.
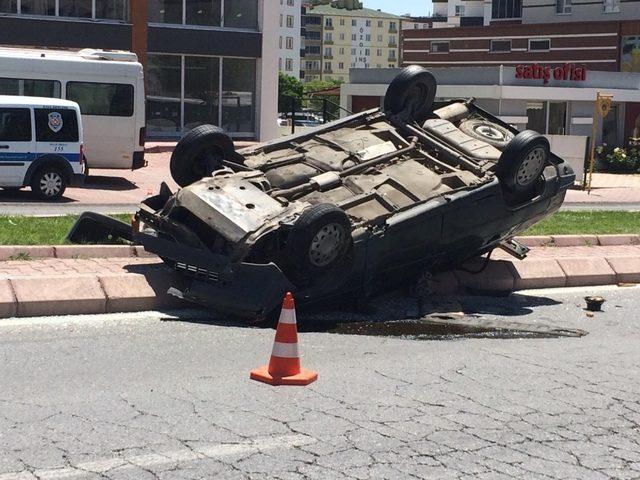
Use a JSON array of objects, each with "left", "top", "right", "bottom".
[{"left": 250, "top": 292, "right": 318, "bottom": 386}]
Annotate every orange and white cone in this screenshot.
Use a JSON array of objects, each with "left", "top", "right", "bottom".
[{"left": 250, "top": 292, "right": 318, "bottom": 386}]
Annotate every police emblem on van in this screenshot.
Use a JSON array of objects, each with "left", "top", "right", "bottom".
[{"left": 48, "top": 112, "right": 63, "bottom": 133}]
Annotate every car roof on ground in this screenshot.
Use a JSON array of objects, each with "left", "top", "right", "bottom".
[{"left": 0, "top": 96, "right": 80, "bottom": 108}]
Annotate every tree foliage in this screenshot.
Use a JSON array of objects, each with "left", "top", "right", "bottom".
[{"left": 278, "top": 72, "right": 304, "bottom": 113}]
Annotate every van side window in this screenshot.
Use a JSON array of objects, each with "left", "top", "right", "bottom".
[
  {"left": 66, "top": 82, "right": 134, "bottom": 117},
  {"left": 0, "top": 78, "right": 62, "bottom": 98},
  {"left": 0, "top": 108, "right": 32, "bottom": 142},
  {"left": 34, "top": 108, "right": 79, "bottom": 142}
]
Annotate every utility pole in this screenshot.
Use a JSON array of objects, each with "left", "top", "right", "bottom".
[{"left": 130, "top": 0, "right": 148, "bottom": 68}]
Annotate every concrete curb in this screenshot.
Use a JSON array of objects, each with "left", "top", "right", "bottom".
[
  {"left": 0, "top": 254, "right": 638, "bottom": 319},
  {"left": 1, "top": 234, "right": 638, "bottom": 261}
]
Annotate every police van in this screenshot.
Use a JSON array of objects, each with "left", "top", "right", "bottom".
[
  {"left": 0, "top": 96, "right": 85, "bottom": 200},
  {"left": 0, "top": 47, "right": 145, "bottom": 171}
]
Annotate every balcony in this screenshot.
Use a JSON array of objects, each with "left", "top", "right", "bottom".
[
  {"left": 388, "top": 41, "right": 397, "bottom": 47},
  {"left": 324, "top": 54, "right": 333, "bottom": 59},
  {"left": 323, "top": 69, "right": 333, "bottom": 74},
  {"left": 388, "top": 56, "right": 397, "bottom": 62},
  {"left": 324, "top": 40, "right": 334, "bottom": 45},
  {"left": 324, "top": 25, "right": 334, "bottom": 30},
  {"left": 388, "top": 27, "right": 398, "bottom": 34}
]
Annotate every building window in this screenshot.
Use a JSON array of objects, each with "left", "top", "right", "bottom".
[
  {"left": 20, "top": 0, "right": 55, "bottom": 15},
  {"left": 351, "top": 34, "right": 356, "bottom": 41},
  {"left": 287, "top": 0, "right": 294, "bottom": 5},
  {"left": 339, "top": 62, "right": 344, "bottom": 69},
  {"left": 492, "top": 0, "right": 522, "bottom": 19},
  {"left": 365, "top": 19, "right": 371, "bottom": 26},
  {"left": 376, "top": 49, "right": 382, "bottom": 56},
  {"left": 0, "top": 0, "right": 16, "bottom": 13},
  {"left": 526, "top": 101, "right": 567, "bottom": 134},
  {"left": 286, "top": 14, "right": 294, "bottom": 28},
  {"left": 389, "top": 35, "right": 397, "bottom": 46},
  {"left": 529, "top": 38, "right": 550, "bottom": 51},
  {"left": 364, "top": 48, "right": 370, "bottom": 55},
  {"left": 389, "top": 50, "right": 396, "bottom": 59},
  {"left": 325, "top": 17, "right": 332, "bottom": 27},
  {"left": 490, "top": 39, "right": 511, "bottom": 52},
  {"left": 377, "top": 34, "right": 383, "bottom": 42},
  {"left": 285, "top": 58, "right": 293, "bottom": 71},
  {"left": 66, "top": 82, "right": 134, "bottom": 116},
  {"left": 286, "top": 37, "right": 293, "bottom": 49},
  {"left": 324, "top": 47, "right": 332, "bottom": 56},
  {"left": 351, "top": 48, "right": 356, "bottom": 55},
  {"left": 325, "top": 32, "right": 332, "bottom": 41},
  {"left": 377, "top": 20, "right": 383, "bottom": 27},
  {"left": 279, "top": 57, "right": 282, "bottom": 70},
  {"left": 556, "top": 0, "right": 571, "bottom": 13},
  {"left": 59, "top": 0, "right": 91, "bottom": 17},
  {"left": 185, "top": 0, "right": 221, "bottom": 26},
  {"left": 95, "top": 0, "right": 128, "bottom": 20},
  {"left": 389, "top": 21, "right": 397, "bottom": 31},
  {"left": 339, "top": 47, "right": 344, "bottom": 54},
  {"left": 339, "top": 18, "right": 344, "bottom": 25},
  {"left": 147, "top": 54, "right": 255, "bottom": 136},
  {"left": 351, "top": 19, "right": 356, "bottom": 26},
  {"left": 339, "top": 33, "right": 345, "bottom": 40},
  {"left": 279, "top": 36, "right": 283, "bottom": 48},
  {"left": 603, "top": 0, "right": 620, "bottom": 12},
  {"left": 365, "top": 34, "right": 371, "bottom": 41},
  {"left": 324, "top": 61, "right": 331, "bottom": 72},
  {"left": 455, "top": 5, "right": 465, "bottom": 16},
  {"left": 430, "top": 41, "right": 450, "bottom": 53},
  {"left": 151, "top": 0, "right": 259, "bottom": 28}
]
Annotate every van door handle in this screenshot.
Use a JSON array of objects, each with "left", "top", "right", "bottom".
[{"left": 0, "top": 145, "right": 9, "bottom": 149}]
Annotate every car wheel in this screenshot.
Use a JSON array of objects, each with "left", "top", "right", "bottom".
[
  {"left": 170, "top": 125, "right": 241, "bottom": 187},
  {"left": 30, "top": 166, "right": 66, "bottom": 200},
  {"left": 495, "top": 130, "right": 550, "bottom": 194},
  {"left": 384, "top": 65, "right": 437, "bottom": 123},
  {"left": 286, "top": 204, "right": 352, "bottom": 281},
  {"left": 458, "top": 118, "right": 515, "bottom": 149}
]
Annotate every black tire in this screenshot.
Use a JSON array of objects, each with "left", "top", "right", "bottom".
[
  {"left": 285, "top": 204, "right": 352, "bottom": 280},
  {"left": 384, "top": 65, "right": 437, "bottom": 123},
  {"left": 170, "top": 125, "right": 239, "bottom": 187},
  {"left": 30, "top": 166, "right": 66, "bottom": 200},
  {"left": 495, "top": 130, "right": 550, "bottom": 194},
  {"left": 459, "top": 118, "right": 515, "bottom": 149}
]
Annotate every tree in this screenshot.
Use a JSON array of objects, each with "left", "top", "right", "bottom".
[
  {"left": 278, "top": 72, "right": 304, "bottom": 113},
  {"left": 304, "top": 78, "right": 344, "bottom": 120}
]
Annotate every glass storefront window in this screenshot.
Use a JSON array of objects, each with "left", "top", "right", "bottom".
[
  {"left": 224, "top": 0, "right": 258, "bottom": 29},
  {"left": 95, "top": 0, "right": 128, "bottom": 20},
  {"left": 0, "top": 0, "right": 16, "bottom": 13},
  {"left": 59, "top": 0, "right": 91, "bottom": 17},
  {"left": 184, "top": 56, "right": 220, "bottom": 129},
  {"left": 148, "top": 0, "right": 182, "bottom": 24},
  {"left": 147, "top": 54, "right": 182, "bottom": 132},
  {"left": 21, "top": 0, "right": 55, "bottom": 15},
  {"left": 222, "top": 58, "right": 255, "bottom": 133},
  {"left": 186, "top": 0, "right": 221, "bottom": 26}
]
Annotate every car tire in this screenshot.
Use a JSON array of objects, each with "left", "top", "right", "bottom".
[
  {"left": 495, "top": 130, "right": 550, "bottom": 194},
  {"left": 170, "top": 125, "right": 240, "bottom": 187},
  {"left": 30, "top": 166, "right": 66, "bottom": 200},
  {"left": 458, "top": 118, "right": 515, "bottom": 149},
  {"left": 384, "top": 65, "right": 437, "bottom": 123},
  {"left": 286, "top": 203, "right": 352, "bottom": 281}
]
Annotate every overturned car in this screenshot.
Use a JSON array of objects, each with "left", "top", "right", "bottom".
[{"left": 69, "top": 66, "right": 575, "bottom": 319}]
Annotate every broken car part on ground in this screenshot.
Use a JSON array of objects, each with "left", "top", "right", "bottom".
[{"left": 68, "top": 66, "right": 576, "bottom": 319}]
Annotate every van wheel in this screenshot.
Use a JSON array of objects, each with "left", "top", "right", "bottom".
[
  {"left": 31, "top": 166, "right": 66, "bottom": 200},
  {"left": 384, "top": 65, "right": 437, "bottom": 123},
  {"left": 170, "top": 125, "right": 241, "bottom": 187},
  {"left": 495, "top": 131, "right": 549, "bottom": 195}
]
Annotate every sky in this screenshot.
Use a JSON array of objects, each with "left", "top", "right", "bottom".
[{"left": 363, "top": 0, "right": 432, "bottom": 16}]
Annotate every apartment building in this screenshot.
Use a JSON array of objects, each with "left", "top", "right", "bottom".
[
  {"left": 278, "top": 0, "right": 303, "bottom": 79},
  {"left": 302, "top": 3, "right": 401, "bottom": 83},
  {"left": 0, "top": 0, "right": 279, "bottom": 141}
]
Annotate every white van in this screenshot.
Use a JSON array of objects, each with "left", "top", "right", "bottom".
[
  {"left": 0, "top": 96, "right": 85, "bottom": 200},
  {"left": 0, "top": 47, "right": 145, "bottom": 171}
]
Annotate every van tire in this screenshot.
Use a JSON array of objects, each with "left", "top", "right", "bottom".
[
  {"left": 170, "top": 125, "right": 241, "bottom": 187},
  {"left": 30, "top": 166, "right": 67, "bottom": 200}
]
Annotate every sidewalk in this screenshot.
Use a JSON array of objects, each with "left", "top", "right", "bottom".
[
  {"left": 1, "top": 239, "right": 639, "bottom": 319},
  {"left": 565, "top": 173, "right": 640, "bottom": 204}
]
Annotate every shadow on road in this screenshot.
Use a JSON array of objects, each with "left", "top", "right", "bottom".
[{"left": 84, "top": 175, "right": 138, "bottom": 191}]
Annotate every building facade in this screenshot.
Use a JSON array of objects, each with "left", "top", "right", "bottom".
[
  {"left": 302, "top": 3, "right": 401, "bottom": 83},
  {"left": 0, "top": 0, "right": 279, "bottom": 141},
  {"left": 278, "top": 0, "right": 303, "bottom": 79}
]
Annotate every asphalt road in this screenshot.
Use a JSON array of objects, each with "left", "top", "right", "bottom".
[{"left": 1, "top": 286, "right": 639, "bottom": 479}]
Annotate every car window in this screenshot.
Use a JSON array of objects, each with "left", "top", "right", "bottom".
[
  {"left": 34, "top": 108, "right": 79, "bottom": 142},
  {"left": 0, "top": 108, "right": 32, "bottom": 142},
  {"left": 66, "top": 81, "right": 134, "bottom": 117},
  {"left": 0, "top": 78, "right": 62, "bottom": 98}
]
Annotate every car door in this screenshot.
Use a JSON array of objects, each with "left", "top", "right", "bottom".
[{"left": 0, "top": 106, "right": 34, "bottom": 186}]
